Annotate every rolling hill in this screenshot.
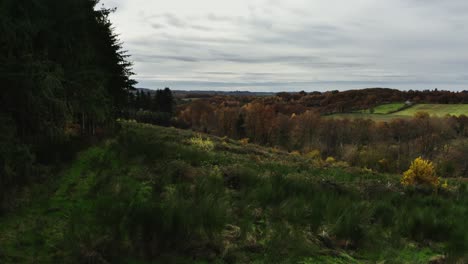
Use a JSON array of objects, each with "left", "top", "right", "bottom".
[{"left": 0, "top": 122, "right": 466, "bottom": 263}]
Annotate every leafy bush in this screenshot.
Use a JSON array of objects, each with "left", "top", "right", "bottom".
[{"left": 401, "top": 157, "right": 439, "bottom": 188}]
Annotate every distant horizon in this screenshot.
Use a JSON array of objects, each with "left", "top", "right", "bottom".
[{"left": 136, "top": 83, "right": 468, "bottom": 93}]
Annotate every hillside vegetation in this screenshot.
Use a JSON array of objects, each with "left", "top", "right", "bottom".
[{"left": 1, "top": 122, "right": 467, "bottom": 263}]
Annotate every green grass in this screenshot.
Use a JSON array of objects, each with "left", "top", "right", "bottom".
[
  {"left": 326, "top": 112, "right": 407, "bottom": 121},
  {"left": 329, "top": 103, "right": 468, "bottom": 121},
  {"left": 0, "top": 121, "right": 466, "bottom": 263},
  {"left": 361, "top": 103, "right": 406, "bottom": 114},
  {"left": 397, "top": 104, "right": 468, "bottom": 116}
]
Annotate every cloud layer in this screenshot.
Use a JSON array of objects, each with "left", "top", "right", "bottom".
[{"left": 101, "top": 0, "right": 468, "bottom": 91}]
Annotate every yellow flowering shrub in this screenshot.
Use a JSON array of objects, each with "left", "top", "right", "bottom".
[
  {"left": 441, "top": 180, "right": 448, "bottom": 189},
  {"left": 290, "top": 150, "right": 301, "bottom": 156},
  {"left": 239, "top": 138, "right": 250, "bottom": 145},
  {"left": 401, "top": 157, "right": 439, "bottom": 188},
  {"left": 189, "top": 134, "right": 215, "bottom": 151},
  {"left": 306, "top": 150, "right": 324, "bottom": 167},
  {"left": 325, "top": 156, "right": 336, "bottom": 164},
  {"left": 306, "top": 150, "right": 321, "bottom": 160}
]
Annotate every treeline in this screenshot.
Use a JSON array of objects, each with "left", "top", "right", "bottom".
[
  {"left": 125, "top": 88, "right": 175, "bottom": 126},
  {"left": 177, "top": 88, "right": 468, "bottom": 115},
  {"left": 177, "top": 101, "right": 468, "bottom": 177},
  {"left": 297, "top": 88, "right": 468, "bottom": 114},
  {"left": 0, "top": 0, "right": 135, "bottom": 210}
]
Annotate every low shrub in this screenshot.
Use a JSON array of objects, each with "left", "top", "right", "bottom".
[
  {"left": 401, "top": 157, "right": 439, "bottom": 189},
  {"left": 189, "top": 134, "right": 215, "bottom": 152}
]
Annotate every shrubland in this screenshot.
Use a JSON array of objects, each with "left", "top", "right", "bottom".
[{"left": 1, "top": 122, "right": 466, "bottom": 263}]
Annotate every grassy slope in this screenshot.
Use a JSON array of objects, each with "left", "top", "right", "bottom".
[
  {"left": 326, "top": 113, "right": 406, "bottom": 122},
  {"left": 328, "top": 103, "right": 468, "bottom": 121},
  {"left": 360, "top": 103, "right": 406, "bottom": 114},
  {"left": 397, "top": 104, "right": 468, "bottom": 116},
  {"left": 0, "top": 122, "right": 466, "bottom": 263}
]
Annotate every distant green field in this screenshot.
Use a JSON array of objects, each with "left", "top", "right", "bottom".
[
  {"left": 327, "top": 112, "right": 409, "bottom": 122},
  {"left": 360, "top": 103, "right": 406, "bottom": 114},
  {"left": 328, "top": 103, "right": 468, "bottom": 121},
  {"left": 397, "top": 104, "right": 468, "bottom": 116}
]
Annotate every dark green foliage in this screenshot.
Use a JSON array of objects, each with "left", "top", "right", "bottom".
[
  {"left": 0, "top": 0, "right": 135, "bottom": 206},
  {"left": 153, "top": 88, "right": 175, "bottom": 114},
  {"left": 135, "top": 110, "right": 172, "bottom": 126},
  {"left": 371, "top": 202, "right": 395, "bottom": 227},
  {"left": 333, "top": 203, "right": 369, "bottom": 247},
  {"left": 128, "top": 88, "right": 175, "bottom": 126},
  {"left": 60, "top": 130, "right": 229, "bottom": 262},
  {"left": 0, "top": 114, "right": 35, "bottom": 211}
]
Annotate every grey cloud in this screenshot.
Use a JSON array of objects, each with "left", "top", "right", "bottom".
[
  {"left": 197, "top": 71, "right": 286, "bottom": 77},
  {"left": 141, "top": 13, "right": 218, "bottom": 33},
  {"left": 205, "top": 13, "right": 239, "bottom": 22},
  {"left": 163, "top": 13, "right": 186, "bottom": 28},
  {"left": 190, "top": 25, "right": 213, "bottom": 31},
  {"left": 133, "top": 51, "right": 367, "bottom": 69},
  {"left": 102, "top": 0, "right": 468, "bottom": 91},
  {"left": 199, "top": 71, "right": 238, "bottom": 75},
  {"left": 151, "top": 23, "right": 165, "bottom": 29},
  {"left": 205, "top": 13, "right": 273, "bottom": 29},
  {"left": 133, "top": 54, "right": 199, "bottom": 62}
]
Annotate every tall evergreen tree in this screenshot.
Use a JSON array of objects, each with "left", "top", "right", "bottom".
[{"left": 0, "top": 0, "right": 135, "bottom": 206}]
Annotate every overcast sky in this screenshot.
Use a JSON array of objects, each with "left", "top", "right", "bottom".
[{"left": 100, "top": 0, "right": 468, "bottom": 92}]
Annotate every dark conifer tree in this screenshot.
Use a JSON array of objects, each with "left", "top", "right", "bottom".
[
  {"left": 161, "top": 87, "right": 175, "bottom": 114},
  {"left": 0, "top": 0, "right": 135, "bottom": 206}
]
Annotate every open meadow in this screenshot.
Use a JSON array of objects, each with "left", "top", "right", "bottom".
[{"left": 328, "top": 103, "right": 468, "bottom": 121}]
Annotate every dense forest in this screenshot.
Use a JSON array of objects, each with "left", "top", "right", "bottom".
[
  {"left": 176, "top": 88, "right": 468, "bottom": 116},
  {"left": 0, "top": 0, "right": 135, "bottom": 211}
]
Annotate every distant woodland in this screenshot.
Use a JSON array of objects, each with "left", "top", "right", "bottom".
[{"left": 138, "top": 88, "right": 468, "bottom": 177}]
